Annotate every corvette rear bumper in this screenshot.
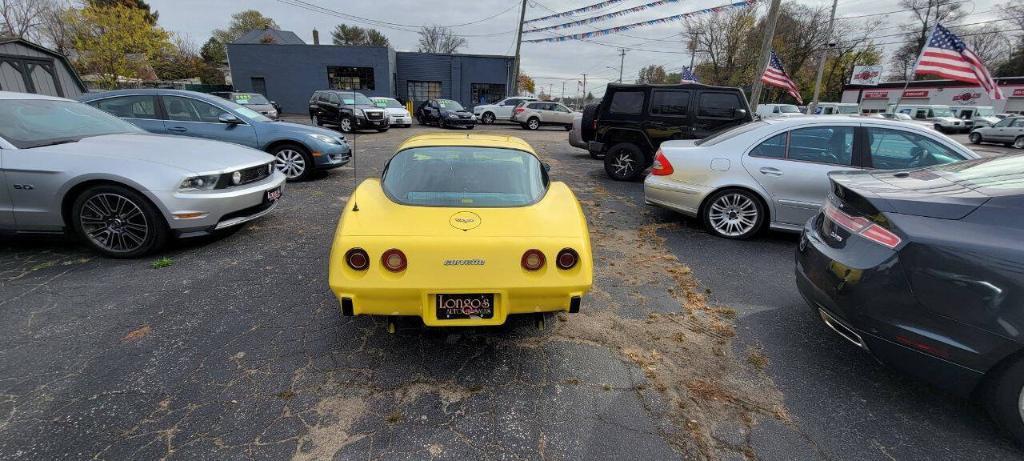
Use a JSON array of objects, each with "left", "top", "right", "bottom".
[{"left": 334, "top": 287, "right": 586, "bottom": 326}]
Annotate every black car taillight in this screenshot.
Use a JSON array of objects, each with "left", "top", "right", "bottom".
[
  {"left": 823, "top": 203, "right": 901, "bottom": 249},
  {"left": 556, "top": 248, "right": 579, "bottom": 270}
]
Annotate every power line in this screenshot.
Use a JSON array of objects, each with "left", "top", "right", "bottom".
[{"left": 275, "top": 0, "right": 519, "bottom": 36}]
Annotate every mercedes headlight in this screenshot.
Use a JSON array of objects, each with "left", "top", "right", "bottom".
[
  {"left": 179, "top": 174, "right": 220, "bottom": 191},
  {"left": 308, "top": 133, "right": 341, "bottom": 145}
]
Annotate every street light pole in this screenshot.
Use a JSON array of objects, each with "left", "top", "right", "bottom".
[
  {"left": 808, "top": 0, "right": 839, "bottom": 115},
  {"left": 749, "top": 0, "right": 783, "bottom": 107}
]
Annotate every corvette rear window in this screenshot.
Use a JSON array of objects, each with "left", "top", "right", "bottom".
[{"left": 382, "top": 147, "right": 546, "bottom": 207}]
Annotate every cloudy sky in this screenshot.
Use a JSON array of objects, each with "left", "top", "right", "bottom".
[{"left": 148, "top": 0, "right": 1004, "bottom": 96}]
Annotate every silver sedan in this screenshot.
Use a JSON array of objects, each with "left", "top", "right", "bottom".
[
  {"left": 0, "top": 91, "right": 286, "bottom": 257},
  {"left": 969, "top": 116, "right": 1024, "bottom": 149},
  {"left": 644, "top": 116, "right": 979, "bottom": 239}
]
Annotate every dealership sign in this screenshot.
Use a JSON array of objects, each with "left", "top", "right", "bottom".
[
  {"left": 1014, "top": 88, "right": 1024, "bottom": 97},
  {"left": 863, "top": 90, "right": 889, "bottom": 99},
  {"left": 902, "top": 90, "right": 929, "bottom": 98},
  {"left": 849, "top": 65, "right": 883, "bottom": 86},
  {"left": 951, "top": 91, "right": 983, "bottom": 104}
]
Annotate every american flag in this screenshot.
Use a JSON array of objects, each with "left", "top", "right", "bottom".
[
  {"left": 914, "top": 23, "right": 1002, "bottom": 100},
  {"left": 680, "top": 67, "right": 699, "bottom": 83},
  {"left": 761, "top": 50, "right": 802, "bottom": 104}
]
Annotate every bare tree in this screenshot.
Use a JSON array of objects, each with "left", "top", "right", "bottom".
[
  {"left": 684, "top": 8, "right": 756, "bottom": 86},
  {"left": 963, "top": 23, "right": 1008, "bottom": 65},
  {"left": 1, "top": 0, "right": 53, "bottom": 40},
  {"left": 37, "top": 1, "right": 75, "bottom": 56},
  {"left": 417, "top": 25, "right": 466, "bottom": 54}
]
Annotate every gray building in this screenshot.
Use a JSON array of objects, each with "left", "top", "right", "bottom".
[
  {"left": 226, "top": 30, "right": 515, "bottom": 114},
  {"left": 0, "top": 38, "right": 87, "bottom": 98}
]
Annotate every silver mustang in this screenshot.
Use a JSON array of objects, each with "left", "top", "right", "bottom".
[
  {"left": 644, "top": 116, "right": 979, "bottom": 239},
  {"left": 0, "top": 91, "right": 286, "bottom": 257}
]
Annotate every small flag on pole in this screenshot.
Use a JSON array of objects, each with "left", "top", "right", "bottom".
[
  {"left": 681, "top": 67, "right": 699, "bottom": 83},
  {"left": 914, "top": 23, "right": 1003, "bottom": 100},
  {"left": 761, "top": 50, "right": 802, "bottom": 104}
]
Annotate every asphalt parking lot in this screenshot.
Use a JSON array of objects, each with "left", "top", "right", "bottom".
[{"left": 1, "top": 120, "right": 1021, "bottom": 460}]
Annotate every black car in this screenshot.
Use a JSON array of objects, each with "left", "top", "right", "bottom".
[
  {"left": 796, "top": 155, "right": 1024, "bottom": 444},
  {"left": 583, "top": 83, "right": 753, "bottom": 181},
  {"left": 415, "top": 99, "right": 476, "bottom": 129},
  {"left": 308, "top": 90, "right": 388, "bottom": 133}
]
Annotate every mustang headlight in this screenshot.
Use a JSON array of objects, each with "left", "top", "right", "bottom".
[
  {"left": 179, "top": 174, "right": 220, "bottom": 191},
  {"left": 308, "top": 133, "right": 341, "bottom": 145}
]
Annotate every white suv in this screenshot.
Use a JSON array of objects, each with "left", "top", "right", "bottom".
[{"left": 472, "top": 96, "right": 538, "bottom": 124}]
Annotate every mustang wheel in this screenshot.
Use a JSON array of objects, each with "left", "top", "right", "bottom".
[
  {"left": 339, "top": 117, "right": 354, "bottom": 133},
  {"left": 702, "top": 189, "right": 764, "bottom": 239},
  {"left": 482, "top": 112, "right": 495, "bottom": 124},
  {"left": 72, "top": 185, "right": 167, "bottom": 258},
  {"left": 272, "top": 143, "right": 313, "bottom": 181},
  {"left": 603, "top": 143, "right": 645, "bottom": 181},
  {"left": 526, "top": 118, "right": 540, "bottom": 130},
  {"left": 969, "top": 132, "right": 982, "bottom": 144}
]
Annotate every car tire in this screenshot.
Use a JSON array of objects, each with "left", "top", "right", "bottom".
[
  {"left": 339, "top": 116, "right": 354, "bottom": 133},
  {"left": 984, "top": 357, "right": 1024, "bottom": 447},
  {"left": 1015, "top": 136, "right": 1024, "bottom": 149},
  {"left": 481, "top": 112, "right": 495, "bottom": 124},
  {"left": 71, "top": 184, "right": 168, "bottom": 258},
  {"left": 270, "top": 143, "right": 314, "bottom": 181},
  {"left": 969, "top": 132, "right": 983, "bottom": 144},
  {"left": 526, "top": 117, "right": 541, "bottom": 130},
  {"left": 603, "top": 143, "right": 646, "bottom": 181},
  {"left": 701, "top": 189, "right": 765, "bottom": 240}
]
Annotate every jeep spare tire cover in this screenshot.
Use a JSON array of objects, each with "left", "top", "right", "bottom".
[{"left": 581, "top": 103, "right": 600, "bottom": 142}]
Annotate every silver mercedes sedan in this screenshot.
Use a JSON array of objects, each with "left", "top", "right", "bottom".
[
  {"left": 644, "top": 116, "right": 979, "bottom": 239},
  {"left": 0, "top": 91, "right": 286, "bottom": 257}
]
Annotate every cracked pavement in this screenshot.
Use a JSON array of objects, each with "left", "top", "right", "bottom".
[{"left": 1, "top": 121, "right": 1021, "bottom": 460}]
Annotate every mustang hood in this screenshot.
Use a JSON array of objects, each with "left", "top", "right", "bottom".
[
  {"left": 46, "top": 133, "right": 273, "bottom": 173},
  {"left": 339, "top": 179, "right": 587, "bottom": 238}
]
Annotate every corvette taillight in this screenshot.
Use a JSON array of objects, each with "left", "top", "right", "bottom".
[
  {"left": 381, "top": 248, "right": 407, "bottom": 272},
  {"left": 521, "top": 249, "right": 545, "bottom": 271},
  {"left": 556, "top": 248, "right": 579, "bottom": 270},
  {"left": 823, "top": 203, "right": 901, "bottom": 249},
  {"left": 651, "top": 149, "right": 674, "bottom": 176},
  {"left": 345, "top": 248, "right": 369, "bottom": 270}
]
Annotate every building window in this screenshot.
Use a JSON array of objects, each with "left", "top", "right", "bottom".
[
  {"left": 470, "top": 83, "right": 506, "bottom": 105},
  {"left": 407, "top": 81, "right": 441, "bottom": 103},
  {"left": 328, "top": 66, "right": 375, "bottom": 90}
]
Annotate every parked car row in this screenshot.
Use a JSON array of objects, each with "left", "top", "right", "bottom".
[{"left": 567, "top": 82, "right": 1024, "bottom": 446}]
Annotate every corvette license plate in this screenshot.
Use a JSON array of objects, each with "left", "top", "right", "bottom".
[
  {"left": 436, "top": 294, "right": 494, "bottom": 320},
  {"left": 265, "top": 187, "right": 282, "bottom": 203}
]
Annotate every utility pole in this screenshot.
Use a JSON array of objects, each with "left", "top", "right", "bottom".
[
  {"left": 582, "top": 73, "right": 587, "bottom": 104},
  {"left": 512, "top": 0, "right": 528, "bottom": 95},
  {"left": 807, "top": 0, "right": 838, "bottom": 114},
  {"left": 561, "top": 81, "right": 565, "bottom": 102},
  {"left": 688, "top": 32, "right": 699, "bottom": 74},
  {"left": 749, "top": 0, "right": 783, "bottom": 108},
  {"left": 618, "top": 48, "right": 626, "bottom": 83}
]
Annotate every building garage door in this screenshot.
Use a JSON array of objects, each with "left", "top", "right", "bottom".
[
  {"left": 0, "top": 55, "right": 65, "bottom": 97},
  {"left": 1005, "top": 98, "right": 1024, "bottom": 115}
]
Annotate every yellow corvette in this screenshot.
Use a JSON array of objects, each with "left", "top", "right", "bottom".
[{"left": 328, "top": 133, "right": 592, "bottom": 329}]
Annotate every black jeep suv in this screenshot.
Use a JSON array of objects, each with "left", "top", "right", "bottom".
[
  {"left": 308, "top": 90, "right": 389, "bottom": 133},
  {"left": 583, "top": 83, "right": 753, "bottom": 181}
]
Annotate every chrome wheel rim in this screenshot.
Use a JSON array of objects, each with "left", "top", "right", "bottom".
[
  {"left": 312, "top": 115, "right": 319, "bottom": 125},
  {"left": 529, "top": 119, "right": 539, "bottom": 129},
  {"left": 340, "top": 118, "right": 352, "bottom": 131},
  {"left": 708, "top": 193, "right": 758, "bottom": 237},
  {"left": 610, "top": 151, "right": 635, "bottom": 177},
  {"left": 79, "top": 193, "right": 149, "bottom": 253},
  {"left": 275, "top": 149, "right": 306, "bottom": 178},
  {"left": 1015, "top": 137, "right": 1024, "bottom": 149},
  {"left": 1018, "top": 385, "right": 1024, "bottom": 425},
  {"left": 483, "top": 113, "right": 494, "bottom": 124}
]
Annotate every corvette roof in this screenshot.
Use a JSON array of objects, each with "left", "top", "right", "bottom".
[{"left": 395, "top": 133, "right": 536, "bottom": 155}]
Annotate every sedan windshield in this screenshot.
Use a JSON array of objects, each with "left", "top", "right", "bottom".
[
  {"left": 382, "top": 147, "right": 546, "bottom": 207},
  {"left": 373, "top": 98, "right": 404, "bottom": 109},
  {"left": 232, "top": 93, "right": 270, "bottom": 105},
  {"left": 437, "top": 99, "right": 464, "bottom": 111},
  {"left": 0, "top": 99, "right": 142, "bottom": 148}
]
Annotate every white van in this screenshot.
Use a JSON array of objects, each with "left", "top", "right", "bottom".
[
  {"left": 755, "top": 104, "right": 803, "bottom": 118},
  {"left": 951, "top": 106, "right": 1000, "bottom": 129},
  {"left": 889, "top": 104, "right": 966, "bottom": 133},
  {"left": 815, "top": 103, "right": 859, "bottom": 115}
]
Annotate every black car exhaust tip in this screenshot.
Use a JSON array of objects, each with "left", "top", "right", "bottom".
[
  {"left": 818, "top": 308, "right": 866, "bottom": 351},
  {"left": 341, "top": 298, "right": 354, "bottom": 316},
  {"left": 569, "top": 296, "right": 581, "bottom": 314}
]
